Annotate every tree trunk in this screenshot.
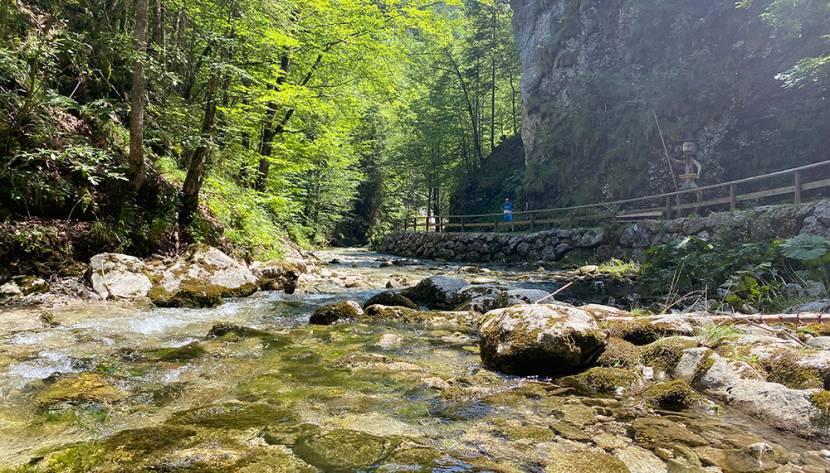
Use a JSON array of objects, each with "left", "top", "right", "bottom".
[
  {"left": 255, "top": 52, "right": 324, "bottom": 191},
  {"left": 128, "top": 0, "right": 149, "bottom": 193},
  {"left": 447, "top": 50, "right": 483, "bottom": 164},
  {"left": 490, "top": 4, "right": 497, "bottom": 151},
  {"left": 179, "top": 73, "right": 220, "bottom": 236}
]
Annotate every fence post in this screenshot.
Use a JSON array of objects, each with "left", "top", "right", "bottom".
[
  {"left": 493, "top": 215, "right": 498, "bottom": 233},
  {"left": 460, "top": 216, "right": 465, "bottom": 233},
  {"left": 530, "top": 213, "right": 535, "bottom": 232},
  {"left": 729, "top": 184, "right": 737, "bottom": 211},
  {"left": 794, "top": 171, "right": 802, "bottom": 205},
  {"left": 664, "top": 197, "right": 672, "bottom": 220}
]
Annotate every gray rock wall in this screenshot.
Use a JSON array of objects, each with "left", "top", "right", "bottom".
[{"left": 377, "top": 201, "right": 830, "bottom": 264}]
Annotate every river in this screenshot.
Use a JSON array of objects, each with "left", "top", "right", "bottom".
[{"left": 0, "top": 248, "right": 827, "bottom": 472}]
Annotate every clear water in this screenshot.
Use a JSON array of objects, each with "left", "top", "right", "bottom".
[{"left": 0, "top": 249, "right": 827, "bottom": 472}]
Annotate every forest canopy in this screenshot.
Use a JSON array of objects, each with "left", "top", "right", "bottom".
[{"left": 0, "top": 0, "right": 521, "bottom": 258}]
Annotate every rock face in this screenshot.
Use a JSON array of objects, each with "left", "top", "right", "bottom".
[
  {"left": 510, "top": 0, "right": 830, "bottom": 210},
  {"left": 148, "top": 245, "right": 259, "bottom": 308},
  {"left": 402, "top": 276, "right": 468, "bottom": 310},
  {"left": 478, "top": 304, "right": 606, "bottom": 376},
  {"left": 88, "top": 253, "right": 153, "bottom": 299}
]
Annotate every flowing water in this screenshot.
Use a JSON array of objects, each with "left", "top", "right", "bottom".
[{"left": 0, "top": 249, "right": 827, "bottom": 472}]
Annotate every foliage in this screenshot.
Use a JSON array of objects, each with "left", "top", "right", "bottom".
[
  {"left": 780, "top": 233, "right": 830, "bottom": 293},
  {"left": 0, "top": 0, "right": 520, "bottom": 257},
  {"left": 694, "top": 322, "right": 742, "bottom": 348},
  {"left": 643, "top": 237, "right": 787, "bottom": 311}
]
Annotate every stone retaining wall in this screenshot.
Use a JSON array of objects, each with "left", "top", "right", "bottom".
[{"left": 377, "top": 201, "right": 830, "bottom": 264}]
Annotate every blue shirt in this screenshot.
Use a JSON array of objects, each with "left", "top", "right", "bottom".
[{"left": 502, "top": 202, "right": 513, "bottom": 212}]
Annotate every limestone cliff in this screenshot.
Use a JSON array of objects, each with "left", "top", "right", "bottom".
[{"left": 510, "top": 0, "right": 830, "bottom": 208}]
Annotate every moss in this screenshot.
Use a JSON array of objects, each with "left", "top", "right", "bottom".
[
  {"left": 310, "top": 301, "right": 362, "bottom": 325},
  {"left": 168, "top": 402, "right": 296, "bottom": 430},
  {"left": 206, "top": 323, "right": 271, "bottom": 339},
  {"left": 760, "top": 350, "right": 823, "bottom": 390},
  {"left": 560, "top": 367, "right": 640, "bottom": 395},
  {"left": 546, "top": 451, "right": 630, "bottom": 473},
  {"left": 602, "top": 318, "right": 662, "bottom": 345},
  {"left": 146, "top": 342, "right": 206, "bottom": 362},
  {"left": 596, "top": 337, "right": 640, "bottom": 368},
  {"left": 291, "top": 429, "right": 399, "bottom": 471},
  {"left": 150, "top": 280, "right": 226, "bottom": 308},
  {"left": 640, "top": 337, "right": 699, "bottom": 374},
  {"left": 642, "top": 380, "right": 698, "bottom": 410},
  {"left": 34, "top": 372, "right": 124, "bottom": 406},
  {"left": 810, "top": 390, "right": 830, "bottom": 430},
  {"left": 692, "top": 353, "right": 716, "bottom": 386}
]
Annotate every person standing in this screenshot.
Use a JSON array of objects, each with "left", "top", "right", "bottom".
[{"left": 502, "top": 198, "right": 514, "bottom": 231}]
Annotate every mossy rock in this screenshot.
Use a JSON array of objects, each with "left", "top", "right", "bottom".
[
  {"left": 810, "top": 390, "right": 830, "bottom": 429},
  {"left": 34, "top": 372, "right": 125, "bottom": 406},
  {"left": 149, "top": 281, "right": 225, "bottom": 308},
  {"left": 596, "top": 337, "right": 641, "bottom": 369},
  {"left": 546, "top": 451, "right": 630, "bottom": 473},
  {"left": 310, "top": 301, "right": 363, "bottom": 325},
  {"left": 206, "top": 323, "right": 272, "bottom": 339},
  {"left": 640, "top": 337, "right": 699, "bottom": 375},
  {"left": 758, "top": 349, "right": 825, "bottom": 390},
  {"left": 168, "top": 402, "right": 295, "bottom": 430},
  {"left": 602, "top": 318, "right": 663, "bottom": 345},
  {"left": 631, "top": 417, "right": 707, "bottom": 449},
  {"left": 560, "top": 367, "right": 640, "bottom": 395},
  {"left": 146, "top": 342, "right": 206, "bottom": 362},
  {"left": 292, "top": 429, "right": 399, "bottom": 472},
  {"left": 642, "top": 380, "right": 698, "bottom": 411},
  {"left": 363, "top": 291, "right": 419, "bottom": 310}
]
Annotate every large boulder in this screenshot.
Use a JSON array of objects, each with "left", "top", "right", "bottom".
[
  {"left": 310, "top": 301, "right": 363, "bottom": 325},
  {"left": 402, "top": 276, "right": 468, "bottom": 309},
  {"left": 88, "top": 253, "right": 152, "bottom": 299},
  {"left": 478, "top": 304, "right": 607, "bottom": 376},
  {"left": 148, "top": 245, "right": 258, "bottom": 308},
  {"left": 250, "top": 260, "right": 302, "bottom": 293},
  {"left": 363, "top": 291, "right": 419, "bottom": 310}
]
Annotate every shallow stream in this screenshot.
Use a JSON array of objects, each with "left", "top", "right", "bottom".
[{"left": 0, "top": 249, "right": 827, "bottom": 472}]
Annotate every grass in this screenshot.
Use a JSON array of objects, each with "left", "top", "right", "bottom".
[
  {"left": 694, "top": 321, "right": 742, "bottom": 348},
  {"left": 594, "top": 259, "right": 641, "bottom": 278}
]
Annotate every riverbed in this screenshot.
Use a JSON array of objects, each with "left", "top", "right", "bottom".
[{"left": 0, "top": 249, "right": 827, "bottom": 472}]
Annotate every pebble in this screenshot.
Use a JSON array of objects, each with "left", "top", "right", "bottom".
[{"left": 379, "top": 333, "right": 402, "bottom": 350}]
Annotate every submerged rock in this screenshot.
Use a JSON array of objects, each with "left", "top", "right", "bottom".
[
  {"left": 363, "top": 291, "right": 419, "bottom": 310},
  {"left": 478, "top": 304, "right": 606, "bottom": 376},
  {"left": 631, "top": 417, "right": 708, "bottom": 449},
  {"left": 149, "top": 245, "right": 258, "bottom": 308},
  {"left": 88, "top": 253, "right": 152, "bottom": 299},
  {"left": 292, "top": 429, "right": 398, "bottom": 471},
  {"left": 34, "top": 372, "right": 125, "bottom": 406},
  {"left": 309, "top": 301, "right": 363, "bottom": 325},
  {"left": 546, "top": 450, "right": 630, "bottom": 473},
  {"left": 402, "top": 276, "right": 468, "bottom": 309}
]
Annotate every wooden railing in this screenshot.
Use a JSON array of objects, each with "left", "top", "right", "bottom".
[{"left": 403, "top": 160, "right": 830, "bottom": 233}]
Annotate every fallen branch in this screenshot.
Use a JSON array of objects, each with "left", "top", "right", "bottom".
[{"left": 605, "top": 312, "right": 829, "bottom": 325}]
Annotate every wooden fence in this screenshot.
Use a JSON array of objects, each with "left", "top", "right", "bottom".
[{"left": 403, "top": 160, "right": 830, "bottom": 233}]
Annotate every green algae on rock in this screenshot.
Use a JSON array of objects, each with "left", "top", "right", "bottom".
[
  {"left": 146, "top": 342, "right": 207, "bottom": 362},
  {"left": 292, "top": 429, "right": 398, "bottom": 472},
  {"left": 168, "top": 402, "right": 295, "bottom": 430},
  {"left": 309, "top": 301, "right": 363, "bottom": 325},
  {"left": 632, "top": 417, "right": 708, "bottom": 449},
  {"left": 34, "top": 372, "right": 125, "bottom": 406},
  {"left": 545, "top": 450, "right": 630, "bottom": 473}
]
